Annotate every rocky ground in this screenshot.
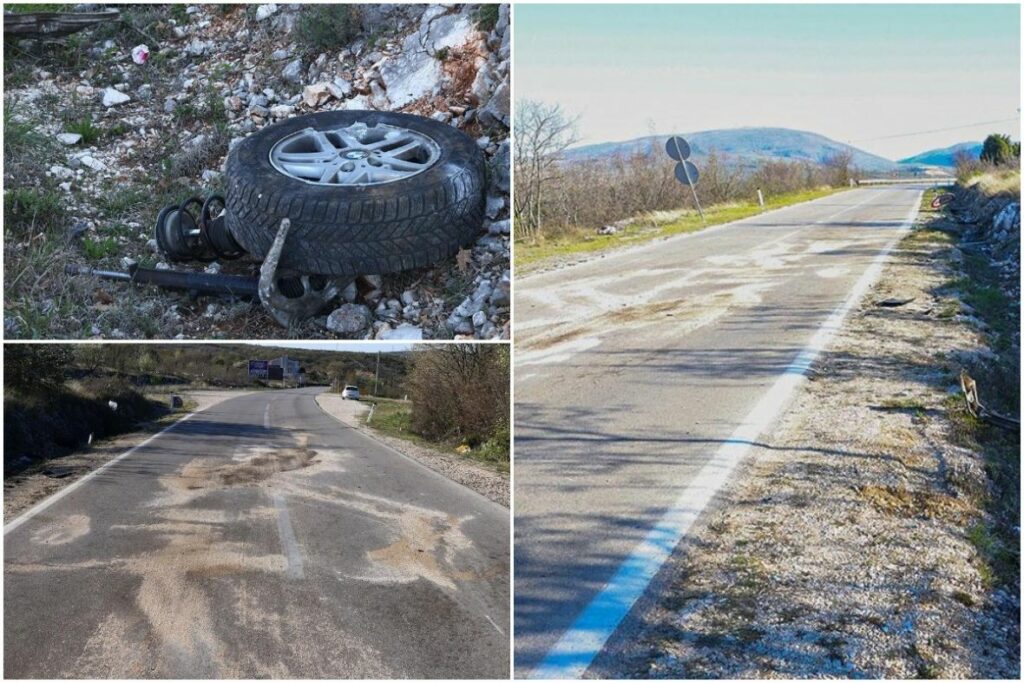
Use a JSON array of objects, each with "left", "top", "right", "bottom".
[
  {"left": 603, "top": 185, "right": 1020, "bottom": 679},
  {"left": 4, "top": 3, "right": 509, "bottom": 340}
]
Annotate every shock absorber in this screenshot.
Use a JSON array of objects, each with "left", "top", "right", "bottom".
[{"left": 154, "top": 194, "right": 246, "bottom": 262}]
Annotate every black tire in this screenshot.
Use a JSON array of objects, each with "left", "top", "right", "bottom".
[{"left": 224, "top": 110, "right": 485, "bottom": 276}]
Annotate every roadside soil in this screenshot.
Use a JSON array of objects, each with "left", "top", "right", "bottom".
[
  {"left": 315, "top": 392, "right": 508, "bottom": 507},
  {"left": 4, "top": 389, "right": 249, "bottom": 521},
  {"left": 602, "top": 196, "right": 1020, "bottom": 678},
  {"left": 4, "top": 4, "right": 510, "bottom": 340}
]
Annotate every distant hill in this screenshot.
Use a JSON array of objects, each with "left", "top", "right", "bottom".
[
  {"left": 898, "top": 141, "right": 982, "bottom": 168},
  {"left": 564, "top": 127, "right": 899, "bottom": 172}
]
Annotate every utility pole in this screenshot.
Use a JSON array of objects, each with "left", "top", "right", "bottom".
[{"left": 374, "top": 351, "right": 380, "bottom": 397}]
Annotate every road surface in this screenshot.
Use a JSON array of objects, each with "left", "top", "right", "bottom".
[
  {"left": 5, "top": 388, "right": 509, "bottom": 679},
  {"left": 514, "top": 185, "right": 925, "bottom": 677}
]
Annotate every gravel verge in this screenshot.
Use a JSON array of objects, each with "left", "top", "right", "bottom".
[
  {"left": 315, "top": 391, "right": 508, "bottom": 507},
  {"left": 601, "top": 195, "right": 1019, "bottom": 679}
]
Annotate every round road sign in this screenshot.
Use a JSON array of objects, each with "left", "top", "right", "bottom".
[
  {"left": 665, "top": 136, "right": 691, "bottom": 161},
  {"left": 674, "top": 160, "right": 700, "bottom": 186}
]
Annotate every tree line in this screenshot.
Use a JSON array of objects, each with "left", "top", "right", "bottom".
[
  {"left": 3, "top": 344, "right": 409, "bottom": 394},
  {"left": 955, "top": 133, "right": 1021, "bottom": 182},
  {"left": 514, "top": 99, "right": 855, "bottom": 243}
]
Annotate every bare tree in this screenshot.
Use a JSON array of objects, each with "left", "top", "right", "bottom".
[
  {"left": 406, "top": 345, "right": 509, "bottom": 449},
  {"left": 513, "top": 99, "right": 580, "bottom": 242},
  {"left": 822, "top": 150, "right": 854, "bottom": 187}
]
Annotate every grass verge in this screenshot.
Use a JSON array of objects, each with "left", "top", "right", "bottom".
[
  {"left": 361, "top": 396, "right": 509, "bottom": 472},
  {"left": 515, "top": 186, "right": 847, "bottom": 272},
  {"left": 922, "top": 180, "right": 1020, "bottom": 590}
]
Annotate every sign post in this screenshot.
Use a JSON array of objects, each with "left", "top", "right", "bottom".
[{"left": 665, "top": 136, "right": 705, "bottom": 224}]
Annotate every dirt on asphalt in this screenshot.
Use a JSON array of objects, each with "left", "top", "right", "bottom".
[{"left": 3, "top": 389, "right": 250, "bottom": 521}]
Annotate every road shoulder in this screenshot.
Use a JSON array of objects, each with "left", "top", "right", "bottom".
[
  {"left": 315, "top": 392, "right": 509, "bottom": 507},
  {"left": 602, "top": 191, "right": 1019, "bottom": 678},
  {"left": 3, "top": 389, "right": 250, "bottom": 522}
]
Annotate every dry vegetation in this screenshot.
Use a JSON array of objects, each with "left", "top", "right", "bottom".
[
  {"left": 363, "top": 345, "right": 510, "bottom": 469},
  {"left": 513, "top": 99, "right": 855, "bottom": 265}
]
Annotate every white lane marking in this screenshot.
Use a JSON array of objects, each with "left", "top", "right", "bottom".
[
  {"left": 264, "top": 403, "right": 272, "bottom": 430},
  {"left": 4, "top": 409, "right": 208, "bottom": 536},
  {"left": 485, "top": 614, "right": 505, "bottom": 636},
  {"left": 530, "top": 190, "right": 923, "bottom": 679},
  {"left": 271, "top": 490, "right": 305, "bottom": 579}
]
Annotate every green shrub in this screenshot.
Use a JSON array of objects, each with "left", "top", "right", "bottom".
[
  {"left": 64, "top": 116, "right": 102, "bottom": 145},
  {"left": 4, "top": 186, "right": 64, "bottom": 235},
  {"left": 980, "top": 133, "right": 1018, "bottom": 166},
  {"left": 82, "top": 236, "right": 120, "bottom": 261},
  {"left": 294, "top": 5, "right": 363, "bottom": 54},
  {"left": 475, "top": 4, "right": 500, "bottom": 31}
]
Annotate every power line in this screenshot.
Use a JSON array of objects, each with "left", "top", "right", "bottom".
[{"left": 852, "top": 117, "right": 1020, "bottom": 143}]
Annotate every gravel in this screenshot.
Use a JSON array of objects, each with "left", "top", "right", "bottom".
[
  {"left": 315, "top": 393, "right": 508, "bottom": 507},
  {"left": 4, "top": 3, "right": 510, "bottom": 340},
  {"left": 605, "top": 204, "right": 1020, "bottom": 679}
]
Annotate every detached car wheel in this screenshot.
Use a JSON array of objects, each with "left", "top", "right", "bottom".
[{"left": 225, "top": 110, "right": 485, "bottom": 276}]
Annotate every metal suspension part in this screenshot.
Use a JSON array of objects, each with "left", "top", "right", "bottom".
[
  {"left": 154, "top": 194, "right": 246, "bottom": 262},
  {"left": 258, "top": 218, "right": 349, "bottom": 328}
]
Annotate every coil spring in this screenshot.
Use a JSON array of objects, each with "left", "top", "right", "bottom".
[{"left": 154, "top": 194, "right": 246, "bottom": 262}]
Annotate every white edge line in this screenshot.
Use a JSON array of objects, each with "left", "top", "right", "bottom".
[
  {"left": 311, "top": 393, "right": 508, "bottom": 512},
  {"left": 4, "top": 400, "right": 219, "bottom": 536},
  {"left": 529, "top": 190, "right": 923, "bottom": 679}
]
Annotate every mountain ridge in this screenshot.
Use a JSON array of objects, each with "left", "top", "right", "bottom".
[
  {"left": 898, "top": 141, "right": 982, "bottom": 167},
  {"left": 564, "top": 127, "right": 901, "bottom": 172}
]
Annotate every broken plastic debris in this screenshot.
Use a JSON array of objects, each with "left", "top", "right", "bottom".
[{"left": 131, "top": 44, "right": 149, "bottom": 65}]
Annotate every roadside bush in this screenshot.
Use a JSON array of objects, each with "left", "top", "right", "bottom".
[
  {"left": 294, "top": 5, "right": 363, "bottom": 55},
  {"left": 522, "top": 149, "right": 839, "bottom": 241},
  {"left": 980, "top": 133, "right": 1019, "bottom": 166},
  {"left": 4, "top": 381, "right": 162, "bottom": 475},
  {"left": 4, "top": 344, "right": 72, "bottom": 393},
  {"left": 406, "top": 346, "right": 509, "bottom": 457}
]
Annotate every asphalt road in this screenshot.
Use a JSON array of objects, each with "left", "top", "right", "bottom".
[
  {"left": 4, "top": 388, "right": 509, "bottom": 679},
  {"left": 513, "top": 185, "right": 925, "bottom": 677}
]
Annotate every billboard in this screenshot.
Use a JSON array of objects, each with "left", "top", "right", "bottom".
[
  {"left": 248, "top": 360, "right": 269, "bottom": 379},
  {"left": 271, "top": 356, "right": 301, "bottom": 378}
]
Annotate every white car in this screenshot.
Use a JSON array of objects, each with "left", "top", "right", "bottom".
[{"left": 341, "top": 385, "right": 360, "bottom": 400}]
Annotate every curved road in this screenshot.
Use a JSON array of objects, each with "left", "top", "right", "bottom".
[
  {"left": 4, "top": 387, "right": 509, "bottom": 678},
  {"left": 514, "top": 185, "right": 927, "bottom": 677}
]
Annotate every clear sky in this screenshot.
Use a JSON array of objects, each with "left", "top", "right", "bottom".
[{"left": 515, "top": 3, "right": 1021, "bottom": 159}]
